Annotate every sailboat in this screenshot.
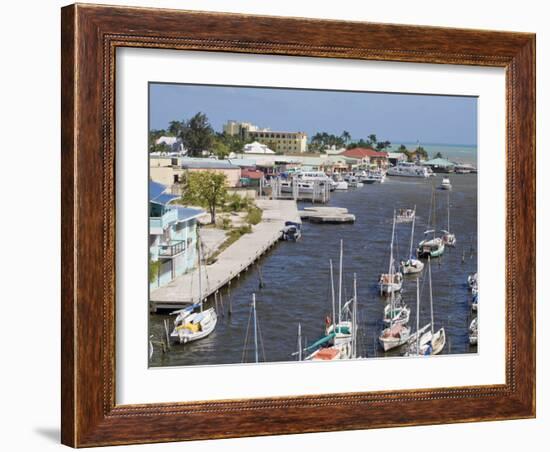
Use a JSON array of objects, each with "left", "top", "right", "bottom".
[
  {"left": 242, "top": 293, "right": 264, "bottom": 363},
  {"left": 170, "top": 232, "right": 217, "bottom": 344},
  {"left": 412, "top": 257, "right": 446, "bottom": 355},
  {"left": 400, "top": 205, "right": 425, "bottom": 275},
  {"left": 300, "top": 241, "right": 359, "bottom": 361},
  {"left": 383, "top": 300, "right": 411, "bottom": 326},
  {"left": 378, "top": 289, "right": 412, "bottom": 352},
  {"left": 469, "top": 317, "right": 478, "bottom": 345},
  {"left": 379, "top": 210, "right": 403, "bottom": 295},
  {"left": 404, "top": 277, "right": 432, "bottom": 356},
  {"left": 417, "top": 188, "right": 445, "bottom": 258},
  {"left": 441, "top": 191, "right": 456, "bottom": 247}
]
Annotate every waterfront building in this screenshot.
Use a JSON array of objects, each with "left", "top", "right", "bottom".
[
  {"left": 223, "top": 120, "right": 308, "bottom": 153},
  {"left": 387, "top": 152, "right": 408, "bottom": 166},
  {"left": 340, "top": 147, "right": 389, "bottom": 169},
  {"left": 150, "top": 157, "right": 242, "bottom": 190},
  {"left": 149, "top": 181, "right": 206, "bottom": 291},
  {"left": 421, "top": 157, "right": 456, "bottom": 173}
]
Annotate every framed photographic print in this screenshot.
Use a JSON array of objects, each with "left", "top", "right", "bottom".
[{"left": 61, "top": 3, "right": 536, "bottom": 447}]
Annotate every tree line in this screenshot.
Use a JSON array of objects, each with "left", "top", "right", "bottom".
[
  {"left": 149, "top": 112, "right": 252, "bottom": 159},
  {"left": 150, "top": 112, "right": 428, "bottom": 160}
]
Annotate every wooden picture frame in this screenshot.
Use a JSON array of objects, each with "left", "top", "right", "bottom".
[{"left": 61, "top": 3, "right": 536, "bottom": 447}]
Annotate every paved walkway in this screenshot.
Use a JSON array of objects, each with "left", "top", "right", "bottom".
[{"left": 150, "top": 199, "right": 300, "bottom": 310}]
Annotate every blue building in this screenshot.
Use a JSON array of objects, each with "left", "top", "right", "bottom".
[{"left": 149, "top": 181, "right": 205, "bottom": 290}]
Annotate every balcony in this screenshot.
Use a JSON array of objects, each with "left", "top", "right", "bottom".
[
  {"left": 149, "top": 208, "right": 178, "bottom": 235},
  {"left": 158, "top": 240, "right": 186, "bottom": 258}
]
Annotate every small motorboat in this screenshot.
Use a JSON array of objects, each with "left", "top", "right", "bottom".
[
  {"left": 282, "top": 221, "right": 302, "bottom": 241},
  {"left": 440, "top": 177, "right": 452, "bottom": 190}
]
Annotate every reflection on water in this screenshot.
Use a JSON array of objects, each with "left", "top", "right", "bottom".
[{"left": 149, "top": 174, "right": 477, "bottom": 367}]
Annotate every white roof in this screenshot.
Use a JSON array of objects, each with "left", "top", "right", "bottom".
[
  {"left": 243, "top": 141, "right": 276, "bottom": 154},
  {"left": 155, "top": 136, "right": 178, "bottom": 146}
]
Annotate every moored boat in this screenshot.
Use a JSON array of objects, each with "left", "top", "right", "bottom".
[
  {"left": 469, "top": 317, "right": 478, "bottom": 345},
  {"left": 440, "top": 177, "right": 452, "bottom": 190},
  {"left": 379, "top": 211, "right": 404, "bottom": 295},
  {"left": 387, "top": 162, "right": 430, "bottom": 178}
]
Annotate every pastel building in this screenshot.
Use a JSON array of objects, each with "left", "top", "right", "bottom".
[
  {"left": 223, "top": 120, "right": 308, "bottom": 153},
  {"left": 149, "top": 181, "right": 205, "bottom": 290}
]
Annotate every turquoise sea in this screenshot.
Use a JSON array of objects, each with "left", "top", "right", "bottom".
[{"left": 391, "top": 142, "right": 478, "bottom": 165}]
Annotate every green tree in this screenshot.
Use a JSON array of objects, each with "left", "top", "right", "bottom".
[
  {"left": 211, "top": 138, "right": 231, "bottom": 159},
  {"left": 168, "top": 121, "right": 183, "bottom": 136},
  {"left": 397, "top": 144, "right": 408, "bottom": 152},
  {"left": 376, "top": 140, "right": 392, "bottom": 151},
  {"left": 182, "top": 171, "right": 227, "bottom": 224},
  {"left": 434, "top": 151, "right": 443, "bottom": 159},
  {"left": 368, "top": 134, "right": 378, "bottom": 147},
  {"left": 341, "top": 130, "right": 351, "bottom": 144},
  {"left": 179, "top": 112, "right": 214, "bottom": 157}
]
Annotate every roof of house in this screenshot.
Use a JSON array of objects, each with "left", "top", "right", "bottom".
[
  {"left": 227, "top": 158, "right": 257, "bottom": 168},
  {"left": 180, "top": 159, "right": 240, "bottom": 170},
  {"left": 176, "top": 206, "right": 206, "bottom": 222},
  {"left": 241, "top": 169, "right": 264, "bottom": 180},
  {"left": 387, "top": 152, "right": 407, "bottom": 159},
  {"left": 149, "top": 180, "right": 179, "bottom": 205},
  {"left": 340, "top": 147, "right": 389, "bottom": 159},
  {"left": 422, "top": 157, "right": 455, "bottom": 167},
  {"left": 243, "top": 141, "right": 276, "bottom": 154}
]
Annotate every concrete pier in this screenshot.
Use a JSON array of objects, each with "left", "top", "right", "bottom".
[
  {"left": 299, "top": 207, "right": 356, "bottom": 224},
  {"left": 150, "top": 199, "right": 300, "bottom": 311}
]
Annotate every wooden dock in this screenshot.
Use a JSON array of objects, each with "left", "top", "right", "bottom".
[
  {"left": 299, "top": 207, "right": 356, "bottom": 224},
  {"left": 150, "top": 199, "right": 301, "bottom": 311}
]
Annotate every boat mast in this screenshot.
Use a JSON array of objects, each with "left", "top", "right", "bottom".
[
  {"left": 428, "top": 257, "right": 434, "bottom": 336},
  {"left": 253, "top": 293, "right": 259, "bottom": 364},
  {"left": 388, "top": 210, "right": 396, "bottom": 275},
  {"left": 197, "top": 230, "right": 203, "bottom": 312},
  {"left": 353, "top": 273, "right": 358, "bottom": 359},
  {"left": 330, "top": 259, "right": 336, "bottom": 333},
  {"left": 338, "top": 239, "right": 343, "bottom": 325},
  {"left": 409, "top": 205, "right": 416, "bottom": 258},
  {"left": 297, "top": 323, "right": 302, "bottom": 361},
  {"left": 447, "top": 191, "right": 451, "bottom": 233},
  {"left": 416, "top": 276, "right": 420, "bottom": 355},
  {"left": 432, "top": 188, "right": 436, "bottom": 240}
]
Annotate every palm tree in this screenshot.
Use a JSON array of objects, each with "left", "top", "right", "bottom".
[
  {"left": 368, "top": 134, "right": 378, "bottom": 147},
  {"left": 341, "top": 130, "right": 351, "bottom": 145}
]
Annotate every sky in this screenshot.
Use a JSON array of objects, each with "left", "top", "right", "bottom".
[{"left": 149, "top": 83, "right": 477, "bottom": 146}]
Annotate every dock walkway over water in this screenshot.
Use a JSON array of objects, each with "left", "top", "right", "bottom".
[{"left": 150, "top": 199, "right": 300, "bottom": 311}]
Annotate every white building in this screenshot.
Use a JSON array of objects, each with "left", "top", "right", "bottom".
[{"left": 243, "top": 141, "right": 276, "bottom": 154}]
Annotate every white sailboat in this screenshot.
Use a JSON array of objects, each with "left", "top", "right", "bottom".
[
  {"left": 378, "top": 289, "right": 412, "bottom": 352},
  {"left": 417, "top": 188, "right": 445, "bottom": 259},
  {"left": 400, "top": 205, "right": 425, "bottom": 275},
  {"left": 469, "top": 317, "right": 478, "bottom": 345},
  {"left": 379, "top": 211, "right": 404, "bottom": 295},
  {"left": 413, "top": 258, "right": 446, "bottom": 355},
  {"left": 404, "top": 278, "right": 432, "bottom": 356},
  {"left": 170, "top": 232, "right": 217, "bottom": 344},
  {"left": 441, "top": 191, "right": 456, "bottom": 247}
]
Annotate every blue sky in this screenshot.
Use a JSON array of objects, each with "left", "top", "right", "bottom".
[{"left": 149, "top": 83, "right": 477, "bottom": 146}]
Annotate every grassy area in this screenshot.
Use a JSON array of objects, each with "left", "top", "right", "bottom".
[
  {"left": 206, "top": 225, "right": 253, "bottom": 264},
  {"left": 245, "top": 206, "right": 262, "bottom": 226}
]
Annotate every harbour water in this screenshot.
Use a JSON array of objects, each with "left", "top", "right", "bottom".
[{"left": 149, "top": 173, "right": 478, "bottom": 367}]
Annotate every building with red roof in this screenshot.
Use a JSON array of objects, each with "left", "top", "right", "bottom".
[{"left": 340, "top": 147, "right": 389, "bottom": 168}]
